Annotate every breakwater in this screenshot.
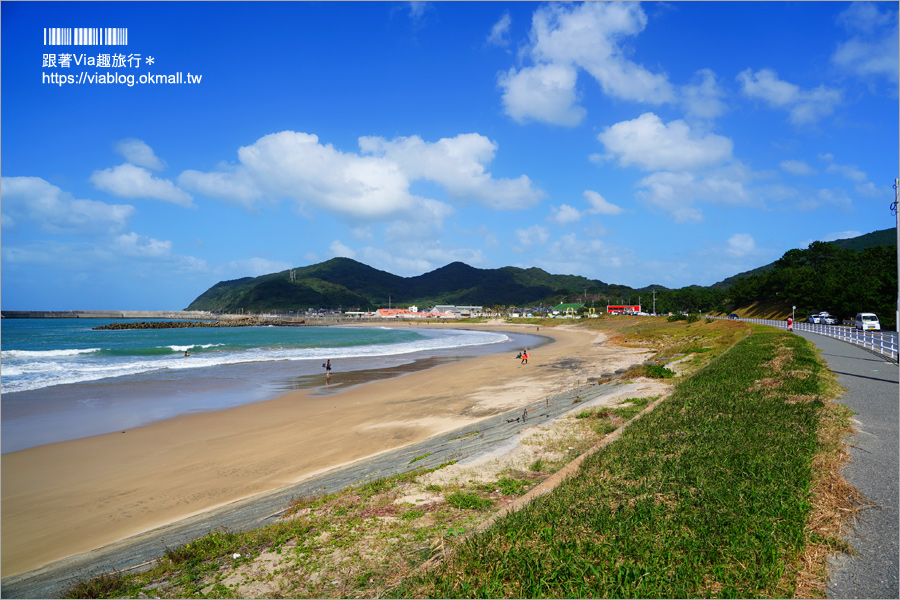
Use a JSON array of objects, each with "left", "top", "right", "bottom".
[{"left": 93, "top": 318, "right": 308, "bottom": 330}]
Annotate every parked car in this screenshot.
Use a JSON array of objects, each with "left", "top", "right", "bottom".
[
  {"left": 820, "top": 313, "right": 839, "bottom": 325},
  {"left": 808, "top": 313, "right": 822, "bottom": 324},
  {"left": 855, "top": 312, "right": 881, "bottom": 331},
  {"left": 728, "top": 313, "right": 739, "bottom": 320}
]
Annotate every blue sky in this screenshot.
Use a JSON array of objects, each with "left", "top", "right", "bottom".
[{"left": 2, "top": 1, "right": 898, "bottom": 310}]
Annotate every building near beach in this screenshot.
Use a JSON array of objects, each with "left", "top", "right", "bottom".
[{"left": 430, "top": 305, "right": 483, "bottom": 318}]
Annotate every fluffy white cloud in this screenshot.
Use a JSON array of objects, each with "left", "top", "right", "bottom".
[
  {"left": 583, "top": 190, "right": 624, "bottom": 215},
  {"left": 833, "top": 2, "right": 899, "bottom": 84},
  {"left": 91, "top": 164, "right": 194, "bottom": 206},
  {"left": 1, "top": 176, "right": 134, "bottom": 234},
  {"left": 499, "top": 63, "right": 586, "bottom": 126},
  {"left": 530, "top": 2, "right": 673, "bottom": 104},
  {"left": 487, "top": 12, "right": 511, "bottom": 47},
  {"left": 681, "top": 69, "right": 727, "bottom": 120},
  {"left": 497, "top": 2, "right": 677, "bottom": 125},
  {"left": 113, "top": 232, "right": 173, "bottom": 258},
  {"left": 780, "top": 159, "right": 817, "bottom": 176},
  {"left": 114, "top": 138, "right": 166, "bottom": 170},
  {"left": 178, "top": 168, "right": 262, "bottom": 208},
  {"left": 548, "top": 204, "right": 581, "bottom": 225},
  {"left": 725, "top": 233, "right": 756, "bottom": 257},
  {"left": 358, "top": 133, "right": 544, "bottom": 209},
  {"left": 536, "top": 233, "right": 631, "bottom": 276},
  {"left": 598, "top": 113, "right": 733, "bottom": 172},
  {"left": 354, "top": 243, "right": 486, "bottom": 277},
  {"left": 329, "top": 240, "right": 356, "bottom": 259},
  {"left": 825, "top": 162, "right": 867, "bottom": 183},
  {"left": 515, "top": 225, "right": 550, "bottom": 249},
  {"left": 180, "top": 131, "right": 540, "bottom": 219},
  {"left": 736, "top": 68, "right": 842, "bottom": 125},
  {"left": 635, "top": 167, "right": 752, "bottom": 223}
]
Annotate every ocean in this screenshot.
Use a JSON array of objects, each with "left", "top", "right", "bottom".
[{"left": 1, "top": 319, "right": 545, "bottom": 453}]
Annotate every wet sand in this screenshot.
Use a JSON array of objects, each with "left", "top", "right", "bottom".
[{"left": 1, "top": 323, "right": 646, "bottom": 576}]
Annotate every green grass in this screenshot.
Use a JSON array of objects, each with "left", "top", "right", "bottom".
[
  {"left": 62, "top": 320, "right": 850, "bottom": 599},
  {"left": 390, "top": 326, "right": 834, "bottom": 598}
]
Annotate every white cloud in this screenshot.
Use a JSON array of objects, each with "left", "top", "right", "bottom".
[
  {"left": 780, "top": 159, "right": 817, "bottom": 176},
  {"left": 825, "top": 162, "right": 868, "bottom": 183},
  {"left": 822, "top": 230, "right": 863, "bottom": 242},
  {"left": 635, "top": 167, "right": 752, "bottom": 223},
  {"left": 795, "top": 188, "right": 855, "bottom": 212},
  {"left": 583, "top": 190, "right": 624, "bottom": 215},
  {"left": 487, "top": 12, "right": 512, "bottom": 48},
  {"left": 725, "top": 233, "right": 756, "bottom": 257},
  {"left": 114, "top": 138, "right": 166, "bottom": 170},
  {"left": 497, "top": 2, "right": 675, "bottom": 125},
  {"left": 351, "top": 226, "right": 375, "bottom": 242},
  {"left": 354, "top": 243, "right": 485, "bottom": 277},
  {"left": 329, "top": 240, "right": 356, "bottom": 259},
  {"left": 180, "top": 131, "right": 539, "bottom": 219},
  {"left": 91, "top": 164, "right": 194, "bottom": 207},
  {"left": 224, "top": 257, "right": 292, "bottom": 278},
  {"left": 113, "top": 232, "right": 173, "bottom": 258},
  {"left": 515, "top": 225, "right": 550, "bottom": 249},
  {"left": 1, "top": 176, "right": 134, "bottom": 234},
  {"left": 530, "top": 2, "right": 674, "bottom": 104},
  {"left": 833, "top": 2, "right": 899, "bottom": 84},
  {"left": 681, "top": 69, "right": 727, "bottom": 120},
  {"left": 736, "top": 68, "right": 842, "bottom": 125},
  {"left": 178, "top": 168, "right": 262, "bottom": 208},
  {"left": 498, "top": 63, "right": 586, "bottom": 126},
  {"left": 358, "top": 133, "right": 544, "bottom": 209},
  {"left": 598, "top": 113, "right": 733, "bottom": 172},
  {"left": 536, "top": 232, "right": 631, "bottom": 275},
  {"left": 548, "top": 204, "right": 581, "bottom": 225}
]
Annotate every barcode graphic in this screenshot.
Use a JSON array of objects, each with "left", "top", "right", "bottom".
[{"left": 43, "top": 27, "right": 128, "bottom": 46}]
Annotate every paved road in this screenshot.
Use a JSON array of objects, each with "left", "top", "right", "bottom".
[{"left": 795, "top": 331, "right": 899, "bottom": 599}]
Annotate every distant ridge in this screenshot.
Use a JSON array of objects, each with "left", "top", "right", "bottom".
[
  {"left": 186, "top": 257, "right": 644, "bottom": 313},
  {"left": 710, "top": 227, "right": 896, "bottom": 290},
  {"left": 186, "top": 229, "right": 896, "bottom": 313}
]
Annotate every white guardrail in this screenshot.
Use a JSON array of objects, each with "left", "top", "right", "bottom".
[{"left": 707, "top": 316, "right": 899, "bottom": 362}]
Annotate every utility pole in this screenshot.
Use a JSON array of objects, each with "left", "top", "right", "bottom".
[
  {"left": 653, "top": 289, "right": 657, "bottom": 315},
  {"left": 893, "top": 179, "right": 899, "bottom": 331}
]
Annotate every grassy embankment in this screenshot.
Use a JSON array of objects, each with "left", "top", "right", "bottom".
[{"left": 66, "top": 319, "right": 859, "bottom": 599}]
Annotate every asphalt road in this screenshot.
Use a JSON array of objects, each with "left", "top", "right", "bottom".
[{"left": 794, "top": 331, "right": 899, "bottom": 599}]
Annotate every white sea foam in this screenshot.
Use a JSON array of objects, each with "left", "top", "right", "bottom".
[{"left": 1, "top": 329, "right": 509, "bottom": 394}]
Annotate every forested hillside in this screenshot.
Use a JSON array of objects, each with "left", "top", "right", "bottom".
[{"left": 187, "top": 231, "right": 897, "bottom": 328}]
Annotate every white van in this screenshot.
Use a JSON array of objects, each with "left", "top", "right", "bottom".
[{"left": 855, "top": 313, "right": 881, "bottom": 331}]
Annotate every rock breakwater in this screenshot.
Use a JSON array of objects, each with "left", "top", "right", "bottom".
[{"left": 93, "top": 319, "right": 308, "bottom": 331}]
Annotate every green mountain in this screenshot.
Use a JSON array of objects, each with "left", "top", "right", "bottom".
[
  {"left": 186, "top": 229, "right": 896, "bottom": 322},
  {"left": 185, "top": 258, "right": 624, "bottom": 313},
  {"left": 710, "top": 228, "right": 896, "bottom": 290}
]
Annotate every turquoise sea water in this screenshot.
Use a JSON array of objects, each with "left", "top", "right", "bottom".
[{"left": 1, "top": 319, "right": 542, "bottom": 453}]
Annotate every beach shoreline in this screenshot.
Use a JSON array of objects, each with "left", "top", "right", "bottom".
[{"left": 1, "top": 322, "right": 650, "bottom": 577}]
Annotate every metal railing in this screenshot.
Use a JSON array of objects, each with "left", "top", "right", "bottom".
[{"left": 708, "top": 316, "right": 898, "bottom": 362}]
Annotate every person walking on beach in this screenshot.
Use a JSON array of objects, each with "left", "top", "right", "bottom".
[
  {"left": 323, "top": 359, "right": 332, "bottom": 380},
  {"left": 521, "top": 350, "right": 530, "bottom": 364}
]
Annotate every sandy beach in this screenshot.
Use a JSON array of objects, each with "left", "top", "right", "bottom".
[{"left": 2, "top": 323, "right": 650, "bottom": 577}]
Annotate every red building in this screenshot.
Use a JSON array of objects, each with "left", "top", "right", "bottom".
[{"left": 606, "top": 305, "right": 641, "bottom": 315}]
